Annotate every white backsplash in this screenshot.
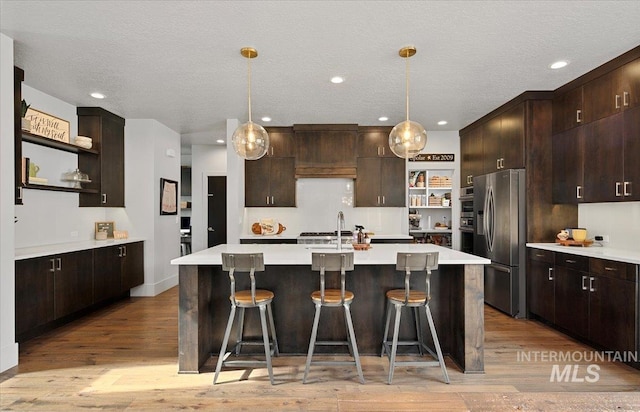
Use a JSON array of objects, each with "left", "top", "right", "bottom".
[
  {"left": 578, "top": 202, "right": 640, "bottom": 251},
  {"left": 243, "top": 178, "right": 406, "bottom": 235}
]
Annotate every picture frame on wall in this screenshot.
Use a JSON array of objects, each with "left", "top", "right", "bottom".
[{"left": 160, "top": 178, "right": 178, "bottom": 215}]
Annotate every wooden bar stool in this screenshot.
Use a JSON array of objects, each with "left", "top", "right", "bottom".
[
  {"left": 213, "top": 253, "right": 279, "bottom": 385},
  {"left": 303, "top": 252, "right": 365, "bottom": 384},
  {"left": 381, "top": 252, "right": 449, "bottom": 384}
]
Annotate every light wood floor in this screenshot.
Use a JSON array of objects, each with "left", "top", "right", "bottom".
[{"left": 1, "top": 286, "right": 639, "bottom": 411}]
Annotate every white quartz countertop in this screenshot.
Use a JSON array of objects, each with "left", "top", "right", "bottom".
[
  {"left": 15, "top": 238, "right": 145, "bottom": 260},
  {"left": 238, "top": 233, "right": 413, "bottom": 241},
  {"left": 171, "top": 243, "right": 490, "bottom": 266},
  {"left": 526, "top": 243, "right": 640, "bottom": 265},
  {"left": 368, "top": 234, "right": 413, "bottom": 240}
]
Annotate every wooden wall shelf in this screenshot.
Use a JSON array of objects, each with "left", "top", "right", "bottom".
[
  {"left": 23, "top": 183, "right": 99, "bottom": 194},
  {"left": 22, "top": 131, "right": 99, "bottom": 155}
]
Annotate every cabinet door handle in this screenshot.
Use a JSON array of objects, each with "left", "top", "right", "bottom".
[
  {"left": 102, "top": 194, "right": 107, "bottom": 204},
  {"left": 615, "top": 94, "right": 621, "bottom": 109},
  {"left": 604, "top": 266, "right": 617, "bottom": 271},
  {"left": 496, "top": 158, "right": 500, "bottom": 170},
  {"left": 270, "top": 147, "right": 274, "bottom": 156},
  {"left": 615, "top": 182, "right": 622, "bottom": 197},
  {"left": 623, "top": 91, "right": 630, "bottom": 107},
  {"left": 623, "top": 181, "right": 631, "bottom": 196},
  {"left": 377, "top": 195, "right": 381, "bottom": 205},
  {"left": 118, "top": 246, "right": 123, "bottom": 257},
  {"left": 56, "top": 258, "right": 62, "bottom": 271},
  {"left": 265, "top": 196, "right": 269, "bottom": 205},
  {"left": 581, "top": 275, "right": 587, "bottom": 290},
  {"left": 122, "top": 246, "right": 127, "bottom": 257},
  {"left": 382, "top": 195, "right": 385, "bottom": 205},
  {"left": 18, "top": 186, "right": 23, "bottom": 200},
  {"left": 50, "top": 258, "right": 56, "bottom": 272},
  {"left": 589, "top": 277, "right": 596, "bottom": 292},
  {"left": 548, "top": 267, "right": 554, "bottom": 281},
  {"left": 381, "top": 147, "right": 385, "bottom": 156},
  {"left": 576, "top": 109, "right": 582, "bottom": 123},
  {"left": 576, "top": 186, "right": 583, "bottom": 199},
  {"left": 271, "top": 196, "right": 274, "bottom": 205},
  {"left": 566, "top": 259, "right": 577, "bottom": 264}
]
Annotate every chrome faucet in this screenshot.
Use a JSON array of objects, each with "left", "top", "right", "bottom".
[{"left": 336, "top": 211, "right": 345, "bottom": 251}]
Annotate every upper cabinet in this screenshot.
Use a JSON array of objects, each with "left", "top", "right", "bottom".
[
  {"left": 459, "top": 126, "right": 483, "bottom": 187},
  {"left": 293, "top": 124, "right": 357, "bottom": 178},
  {"left": 552, "top": 47, "right": 640, "bottom": 204},
  {"left": 77, "top": 107, "right": 126, "bottom": 207},
  {"left": 356, "top": 126, "right": 395, "bottom": 158},
  {"left": 245, "top": 126, "right": 296, "bottom": 207},
  {"left": 552, "top": 86, "right": 583, "bottom": 135},
  {"left": 482, "top": 103, "right": 525, "bottom": 174}
]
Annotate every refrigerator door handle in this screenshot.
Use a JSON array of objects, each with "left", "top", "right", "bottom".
[
  {"left": 488, "top": 264, "right": 511, "bottom": 273},
  {"left": 485, "top": 185, "right": 495, "bottom": 252}
]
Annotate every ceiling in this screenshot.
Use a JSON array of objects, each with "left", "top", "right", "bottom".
[{"left": 2, "top": 1, "right": 640, "bottom": 150}]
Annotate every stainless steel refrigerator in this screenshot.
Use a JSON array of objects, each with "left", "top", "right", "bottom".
[{"left": 473, "top": 169, "right": 526, "bottom": 318}]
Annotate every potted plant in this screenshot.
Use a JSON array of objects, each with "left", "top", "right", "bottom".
[{"left": 21, "top": 99, "right": 31, "bottom": 131}]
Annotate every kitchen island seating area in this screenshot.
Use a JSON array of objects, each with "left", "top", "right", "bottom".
[
  {"left": 171, "top": 243, "right": 490, "bottom": 378},
  {"left": 303, "top": 252, "right": 365, "bottom": 384},
  {"left": 213, "top": 253, "right": 279, "bottom": 385},
  {"left": 381, "top": 251, "right": 450, "bottom": 384}
]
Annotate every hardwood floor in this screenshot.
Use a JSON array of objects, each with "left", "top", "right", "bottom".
[{"left": 1, "top": 286, "right": 639, "bottom": 411}]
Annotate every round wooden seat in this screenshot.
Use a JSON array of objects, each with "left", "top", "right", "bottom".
[
  {"left": 231, "top": 289, "right": 274, "bottom": 304},
  {"left": 386, "top": 289, "right": 427, "bottom": 304},
  {"left": 311, "top": 289, "right": 354, "bottom": 304}
]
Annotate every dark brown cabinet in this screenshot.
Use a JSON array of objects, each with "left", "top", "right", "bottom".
[
  {"left": 552, "top": 127, "right": 584, "bottom": 204},
  {"left": 355, "top": 157, "right": 405, "bottom": 207},
  {"left": 482, "top": 103, "right": 525, "bottom": 173},
  {"left": 527, "top": 248, "right": 555, "bottom": 322},
  {"left": 78, "top": 107, "right": 125, "bottom": 207},
  {"left": 553, "top": 253, "right": 590, "bottom": 340},
  {"left": 623, "top": 105, "right": 640, "bottom": 201},
  {"left": 583, "top": 58, "right": 640, "bottom": 123},
  {"left": 552, "top": 86, "right": 583, "bottom": 134},
  {"left": 356, "top": 126, "right": 395, "bottom": 158},
  {"left": 245, "top": 157, "right": 296, "bottom": 207},
  {"left": 94, "top": 242, "right": 144, "bottom": 303},
  {"left": 14, "top": 67, "right": 24, "bottom": 205},
  {"left": 527, "top": 249, "right": 638, "bottom": 358},
  {"left": 459, "top": 126, "right": 483, "bottom": 187},
  {"left": 265, "top": 126, "right": 295, "bottom": 157},
  {"left": 53, "top": 250, "right": 94, "bottom": 319},
  {"left": 15, "top": 257, "right": 54, "bottom": 337}
]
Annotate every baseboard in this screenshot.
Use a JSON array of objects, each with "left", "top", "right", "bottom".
[{"left": 130, "top": 274, "right": 178, "bottom": 297}]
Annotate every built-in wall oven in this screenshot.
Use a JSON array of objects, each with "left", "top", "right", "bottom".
[{"left": 459, "top": 186, "right": 474, "bottom": 254}]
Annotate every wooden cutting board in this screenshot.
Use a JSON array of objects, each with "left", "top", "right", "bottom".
[{"left": 555, "top": 239, "right": 594, "bottom": 247}]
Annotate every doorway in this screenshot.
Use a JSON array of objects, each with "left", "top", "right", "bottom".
[{"left": 207, "top": 176, "right": 227, "bottom": 247}]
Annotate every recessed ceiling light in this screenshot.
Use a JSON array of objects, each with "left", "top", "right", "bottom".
[
  {"left": 378, "top": 116, "right": 389, "bottom": 121},
  {"left": 331, "top": 76, "right": 344, "bottom": 84},
  {"left": 437, "top": 120, "right": 448, "bottom": 126},
  {"left": 549, "top": 60, "right": 569, "bottom": 70},
  {"left": 216, "top": 139, "right": 225, "bottom": 144},
  {"left": 261, "top": 116, "right": 272, "bottom": 122},
  {"left": 90, "top": 92, "right": 105, "bottom": 99}
]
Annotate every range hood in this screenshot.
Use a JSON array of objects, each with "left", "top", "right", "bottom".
[{"left": 293, "top": 124, "right": 358, "bottom": 178}]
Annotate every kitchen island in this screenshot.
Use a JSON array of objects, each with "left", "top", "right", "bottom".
[{"left": 171, "top": 243, "right": 490, "bottom": 374}]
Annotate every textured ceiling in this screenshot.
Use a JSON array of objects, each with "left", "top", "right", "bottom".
[{"left": 2, "top": 1, "right": 640, "bottom": 148}]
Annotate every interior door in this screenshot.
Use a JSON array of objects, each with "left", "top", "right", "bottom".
[{"left": 207, "top": 176, "right": 227, "bottom": 247}]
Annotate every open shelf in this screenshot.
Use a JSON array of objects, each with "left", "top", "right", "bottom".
[
  {"left": 23, "top": 183, "right": 99, "bottom": 194},
  {"left": 22, "top": 131, "right": 98, "bottom": 155}
]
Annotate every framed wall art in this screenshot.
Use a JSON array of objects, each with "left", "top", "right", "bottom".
[{"left": 160, "top": 178, "right": 178, "bottom": 215}]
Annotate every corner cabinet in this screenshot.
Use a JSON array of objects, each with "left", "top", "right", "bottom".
[
  {"left": 77, "top": 107, "right": 126, "bottom": 207},
  {"left": 245, "top": 127, "right": 296, "bottom": 207}
]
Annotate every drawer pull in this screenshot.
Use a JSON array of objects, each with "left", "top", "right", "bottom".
[
  {"left": 576, "top": 109, "right": 582, "bottom": 123},
  {"left": 566, "top": 259, "right": 577, "bottom": 264},
  {"left": 548, "top": 267, "right": 554, "bottom": 281},
  {"left": 535, "top": 253, "right": 544, "bottom": 257},
  {"left": 589, "top": 277, "right": 596, "bottom": 292},
  {"left": 604, "top": 267, "right": 617, "bottom": 271},
  {"left": 576, "top": 186, "right": 583, "bottom": 199},
  {"left": 582, "top": 275, "right": 587, "bottom": 290}
]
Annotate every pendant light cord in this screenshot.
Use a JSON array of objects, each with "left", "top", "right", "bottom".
[
  {"left": 247, "top": 55, "right": 252, "bottom": 123},
  {"left": 405, "top": 52, "right": 410, "bottom": 123}
]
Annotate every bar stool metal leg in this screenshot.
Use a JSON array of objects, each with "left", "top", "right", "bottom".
[
  {"left": 413, "top": 307, "right": 424, "bottom": 356},
  {"left": 303, "top": 303, "right": 323, "bottom": 383},
  {"left": 259, "top": 305, "right": 275, "bottom": 385},
  {"left": 426, "top": 304, "right": 450, "bottom": 384},
  {"left": 343, "top": 303, "right": 365, "bottom": 384},
  {"left": 267, "top": 302, "right": 279, "bottom": 356},
  {"left": 214, "top": 304, "right": 237, "bottom": 385},
  {"left": 381, "top": 300, "right": 393, "bottom": 357},
  {"left": 235, "top": 307, "right": 245, "bottom": 355}
]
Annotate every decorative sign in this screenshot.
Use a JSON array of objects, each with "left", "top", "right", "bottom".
[
  {"left": 95, "top": 221, "right": 115, "bottom": 239},
  {"left": 409, "top": 153, "right": 455, "bottom": 162},
  {"left": 24, "top": 108, "right": 70, "bottom": 143}
]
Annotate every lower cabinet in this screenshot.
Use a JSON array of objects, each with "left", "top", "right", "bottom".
[
  {"left": 528, "top": 248, "right": 638, "bottom": 358},
  {"left": 15, "top": 242, "right": 144, "bottom": 342}
]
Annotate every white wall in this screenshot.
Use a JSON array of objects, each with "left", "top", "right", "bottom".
[
  {"left": 124, "top": 120, "right": 181, "bottom": 296},
  {"left": 0, "top": 33, "right": 19, "bottom": 373},
  {"left": 579, "top": 202, "right": 640, "bottom": 251}
]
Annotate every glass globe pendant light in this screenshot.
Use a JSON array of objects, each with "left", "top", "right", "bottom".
[
  {"left": 232, "top": 47, "right": 269, "bottom": 160},
  {"left": 389, "top": 46, "right": 427, "bottom": 159}
]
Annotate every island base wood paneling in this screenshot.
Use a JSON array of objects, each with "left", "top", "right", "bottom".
[{"left": 177, "top": 263, "right": 485, "bottom": 374}]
